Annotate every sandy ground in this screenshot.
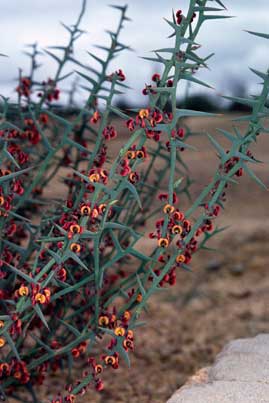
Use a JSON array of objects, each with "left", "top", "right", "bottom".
[{"left": 8, "top": 114, "right": 269, "bottom": 403}]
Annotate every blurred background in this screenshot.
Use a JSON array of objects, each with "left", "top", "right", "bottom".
[{"left": 0, "top": 0, "right": 268, "bottom": 110}]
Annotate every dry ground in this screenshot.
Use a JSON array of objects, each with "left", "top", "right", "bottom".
[{"left": 9, "top": 114, "right": 269, "bottom": 403}]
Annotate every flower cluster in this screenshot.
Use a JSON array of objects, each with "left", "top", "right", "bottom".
[
  {"left": 16, "top": 77, "right": 31, "bottom": 97},
  {"left": 38, "top": 78, "right": 60, "bottom": 102}
]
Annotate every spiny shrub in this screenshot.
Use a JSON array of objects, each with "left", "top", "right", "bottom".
[{"left": 0, "top": 1, "right": 268, "bottom": 402}]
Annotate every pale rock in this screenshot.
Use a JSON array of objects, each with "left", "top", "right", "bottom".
[{"left": 167, "top": 334, "right": 269, "bottom": 403}]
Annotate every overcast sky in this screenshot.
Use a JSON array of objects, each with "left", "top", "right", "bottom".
[{"left": 0, "top": 0, "right": 268, "bottom": 105}]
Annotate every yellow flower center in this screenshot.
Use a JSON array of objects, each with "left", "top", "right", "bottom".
[
  {"left": 70, "top": 243, "right": 81, "bottom": 253},
  {"left": 19, "top": 285, "right": 29, "bottom": 297},
  {"left": 70, "top": 224, "right": 81, "bottom": 234},
  {"left": 139, "top": 109, "right": 149, "bottom": 119},
  {"left": 176, "top": 254, "right": 185, "bottom": 264},
  {"left": 158, "top": 238, "right": 169, "bottom": 248},
  {"left": 172, "top": 225, "right": 183, "bottom": 235},
  {"left": 114, "top": 327, "right": 126, "bottom": 337},
  {"left": 80, "top": 205, "right": 91, "bottom": 216},
  {"left": 163, "top": 204, "right": 175, "bottom": 214},
  {"left": 35, "top": 293, "right": 46, "bottom": 304},
  {"left": 89, "top": 173, "right": 100, "bottom": 183},
  {"left": 98, "top": 316, "right": 109, "bottom": 326}
]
